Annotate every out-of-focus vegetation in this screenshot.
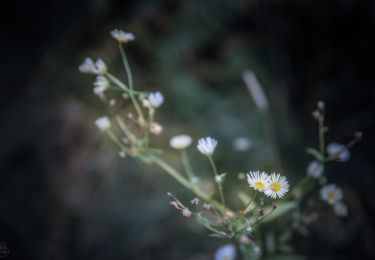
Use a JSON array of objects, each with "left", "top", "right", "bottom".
[{"left": 1, "top": 0, "right": 375, "bottom": 259}]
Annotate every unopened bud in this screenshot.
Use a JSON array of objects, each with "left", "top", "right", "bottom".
[
  {"left": 118, "top": 150, "right": 126, "bottom": 158},
  {"left": 170, "top": 201, "right": 179, "bottom": 209},
  {"left": 150, "top": 122, "right": 163, "bottom": 135},
  {"left": 109, "top": 99, "right": 116, "bottom": 106},
  {"left": 354, "top": 131, "right": 363, "bottom": 140},
  {"left": 317, "top": 101, "right": 325, "bottom": 110},
  {"left": 181, "top": 208, "right": 192, "bottom": 218}
]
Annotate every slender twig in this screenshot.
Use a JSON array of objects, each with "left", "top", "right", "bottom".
[{"left": 208, "top": 155, "right": 226, "bottom": 210}]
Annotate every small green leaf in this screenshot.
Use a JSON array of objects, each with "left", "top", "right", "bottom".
[
  {"left": 238, "top": 191, "right": 251, "bottom": 205},
  {"left": 263, "top": 202, "right": 297, "bottom": 223}
]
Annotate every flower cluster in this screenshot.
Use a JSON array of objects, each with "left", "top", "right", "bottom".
[
  {"left": 79, "top": 58, "right": 107, "bottom": 75},
  {"left": 247, "top": 171, "right": 289, "bottom": 199},
  {"left": 79, "top": 29, "right": 361, "bottom": 259}
]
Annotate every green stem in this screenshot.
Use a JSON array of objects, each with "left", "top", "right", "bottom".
[
  {"left": 242, "top": 192, "right": 257, "bottom": 215},
  {"left": 117, "top": 43, "right": 147, "bottom": 140},
  {"left": 208, "top": 155, "right": 226, "bottom": 210},
  {"left": 107, "top": 130, "right": 125, "bottom": 150},
  {"left": 318, "top": 118, "right": 325, "bottom": 162},
  {"left": 180, "top": 150, "right": 197, "bottom": 182},
  {"left": 151, "top": 156, "right": 229, "bottom": 214},
  {"left": 105, "top": 73, "right": 129, "bottom": 92},
  {"left": 115, "top": 115, "right": 137, "bottom": 143},
  {"left": 118, "top": 43, "right": 134, "bottom": 90}
]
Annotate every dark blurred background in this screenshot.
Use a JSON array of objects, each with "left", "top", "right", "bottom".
[{"left": 1, "top": 0, "right": 375, "bottom": 259}]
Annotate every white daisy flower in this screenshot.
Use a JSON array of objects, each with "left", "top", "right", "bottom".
[
  {"left": 79, "top": 58, "right": 107, "bottom": 74},
  {"left": 327, "top": 142, "right": 350, "bottom": 162},
  {"left": 148, "top": 92, "right": 164, "bottom": 108},
  {"left": 93, "top": 76, "right": 109, "bottom": 96},
  {"left": 169, "top": 135, "right": 192, "bottom": 149},
  {"left": 247, "top": 171, "right": 270, "bottom": 192},
  {"left": 94, "top": 59, "right": 108, "bottom": 74},
  {"left": 95, "top": 117, "right": 111, "bottom": 132},
  {"left": 306, "top": 161, "right": 324, "bottom": 178},
  {"left": 197, "top": 137, "right": 218, "bottom": 155},
  {"left": 333, "top": 201, "right": 348, "bottom": 217},
  {"left": 79, "top": 57, "right": 96, "bottom": 73},
  {"left": 320, "top": 184, "right": 343, "bottom": 205},
  {"left": 110, "top": 29, "right": 135, "bottom": 43},
  {"left": 214, "top": 244, "right": 236, "bottom": 260},
  {"left": 264, "top": 173, "right": 289, "bottom": 199}
]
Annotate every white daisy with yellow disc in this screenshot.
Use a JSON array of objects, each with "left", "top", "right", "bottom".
[
  {"left": 264, "top": 173, "right": 290, "bottom": 199},
  {"left": 320, "top": 184, "right": 343, "bottom": 205},
  {"left": 247, "top": 171, "right": 271, "bottom": 192}
]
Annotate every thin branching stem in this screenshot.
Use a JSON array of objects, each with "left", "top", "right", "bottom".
[
  {"left": 208, "top": 155, "right": 226, "bottom": 210},
  {"left": 180, "top": 150, "right": 196, "bottom": 182},
  {"left": 151, "top": 155, "right": 230, "bottom": 215}
]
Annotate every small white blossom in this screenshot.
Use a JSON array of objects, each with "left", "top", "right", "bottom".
[
  {"left": 190, "top": 198, "right": 199, "bottom": 205},
  {"left": 247, "top": 171, "right": 270, "bottom": 192},
  {"left": 214, "top": 244, "right": 236, "bottom": 260},
  {"left": 306, "top": 161, "right": 324, "bottom": 178},
  {"left": 233, "top": 137, "right": 252, "bottom": 151},
  {"left": 320, "top": 184, "right": 343, "bottom": 205},
  {"left": 169, "top": 135, "right": 192, "bottom": 149},
  {"left": 327, "top": 142, "right": 350, "bottom": 162},
  {"left": 148, "top": 92, "right": 164, "bottom": 108},
  {"left": 95, "top": 117, "right": 111, "bottom": 132},
  {"left": 93, "top": 76, "right": 109, "bottom": 96},
  {"left": 203, "top": 203, "right": 212, "bottom": 210},
  {"left": 79, "top": 57, "right": 96, "bottom": 73},
  {"left": 197, "top": 137, "right": 218, "bottom": 155},
  {"left": 264, "top": 173, "right": 290, "bottom": 199},
  {"left": 79, "top": 58, "right": 107, "bottom": 74},
  {"left": 95, "top": 59, "right": 107, "bottom": 74},
  {"left": 110, "top": 29, "right": 135, "bottom": 43},
  {"left": 333, "top": 201, "right": 348, "bottom": 217}
]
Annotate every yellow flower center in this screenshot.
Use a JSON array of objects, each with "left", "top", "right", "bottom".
[
  {"left": 223, "top": 255, "right": 230, "bottom": 260},
  {"left": 327, "top": 192, "right": 336, "bottom": 201},
  {"left": 271, "top": 182, "right": 281, "bottom": 192},
  {"left": 255, "top": 181, "right": 265, "bottom": 189}
]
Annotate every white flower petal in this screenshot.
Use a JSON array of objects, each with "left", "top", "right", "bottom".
[{"left": 197, "top": 137, "right": 218, "bottom": 155}]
